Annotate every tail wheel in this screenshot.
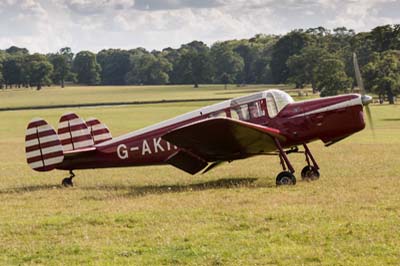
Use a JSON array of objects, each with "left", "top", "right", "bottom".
[
  {"left": 301, "top": 166, "right": 320, "bottom": 181},
  {"left": 276, "top": 171, "right": 296, "bottom": 186}
]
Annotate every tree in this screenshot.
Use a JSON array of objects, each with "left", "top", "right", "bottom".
[
  {"left": 125, "top": 53, "right": 172, "bottom": 85},
  {"left": 48, "top": 47, "right": 75, "bottom": 87},
  {"left": 211, "top": 42, "right": 244, "bottom": 84},
  {"left": 5, "top": 46, "right": 29, "bottom": 55},
  {"left": 0, "top": 51, "right": 5, "bottom": 88},
  {"left": 316, "top": 58, "right": 352, "bottom": 97},
  {"left": 363, "top": 50, "right": 400, "bottom": 104},
  {"left": 28, "top": 54, "right": 53, "bottom": 90},
  {"left": 174, "top": 41, "right": 213, "bottom": 87},
  {"left": 287, "top": 46, "right": 329, "bottom": 91},
  {"left": 97, "top": 49, "right": 131, "bottom": 85},
  {"left": 233, "top": 42, "right": 260, "bottom": 84},
  {"left": 2, "top": 55, "right": 24, "bottom": 88},
  {"left": 270, "top": 30, "right": 310, "bottom": 83},
  {"left": 73, "top": 51, "right": 101, "bottom": 85}
]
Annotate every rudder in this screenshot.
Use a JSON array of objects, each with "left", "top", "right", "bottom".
[{"left": 25, "top": 118, "right": 64, "bottom": 171}]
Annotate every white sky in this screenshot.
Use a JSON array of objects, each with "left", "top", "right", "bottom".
[{"left": 0, "top": 0, "right": 399, "bottom": 53}]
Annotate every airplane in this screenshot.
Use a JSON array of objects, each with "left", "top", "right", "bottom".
[{"left": 24, "top": 54, "right": 374, "bottom": 187}]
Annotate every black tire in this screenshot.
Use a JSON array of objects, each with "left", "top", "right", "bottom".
[
  {"left": 276, "top": 171, "right": 296, "bottom": 186},
  {"left": 62, "top": 177, "right": 73, "bottom": 187},
  {"left": 301, "top": 166, "right": 320, "bottom": 181}
]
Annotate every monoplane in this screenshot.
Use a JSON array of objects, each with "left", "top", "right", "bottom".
[{"left": 25, "top": 54, "right": 373, "bottom": 186}]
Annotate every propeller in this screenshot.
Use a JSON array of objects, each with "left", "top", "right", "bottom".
[{"left": 353, "top": 53, "right": 375, "bottom": 134}]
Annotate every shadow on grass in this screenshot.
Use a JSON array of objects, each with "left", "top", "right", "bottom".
[
  {"left": 381, "top": 118, "right": 400, "bottom": 121},
  {"left": 83, "top": 177, "right": 263, "bottom": 198},
  {"left": 0, "top": 184, "right": 61, "bottom": 194},
  {"left": 0, "top": 178, "right": 266, "bottom": 197}
]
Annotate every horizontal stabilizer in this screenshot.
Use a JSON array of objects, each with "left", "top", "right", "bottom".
[
  {"left": 58, "top": 112, "right": 94, "bottom": 152},
  {"left": 86, "top": 118, "right": 112, "bottom": 145},
  {"left": 25, "top": 118, "right": 64, "bottom": 172}
]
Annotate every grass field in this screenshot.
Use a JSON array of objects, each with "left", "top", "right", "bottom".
[
  {"left": 0, "top": 84, "right": 297, "bottom": 109},
  {"left": 0, "top": 85, "right": 399, "bottom": 265}
]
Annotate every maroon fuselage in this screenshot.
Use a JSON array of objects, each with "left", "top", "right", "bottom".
[{"left": 58, "top": 93, "right": 365, "bottom": 170}]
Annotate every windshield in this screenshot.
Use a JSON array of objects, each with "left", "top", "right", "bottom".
[{"left": 266, "top": 90, "right": 294, "bottom": 118}]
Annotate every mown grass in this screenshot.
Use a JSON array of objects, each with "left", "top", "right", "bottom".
[
  {"left": 0, "top": 86, "right": 399, "bottom": 265},
  {"left": 0, "top": 84, "right": 300, "bottom": 109}
]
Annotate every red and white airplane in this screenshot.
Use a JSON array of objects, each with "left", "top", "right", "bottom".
[{"left": 25, "top": 55, "right": 373, "bottom": 186}]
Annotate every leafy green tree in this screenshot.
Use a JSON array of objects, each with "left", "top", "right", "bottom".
[
  {"left": 174, "top": 41, "right": 213, "bottom": 87},
  {"left": 211, "top": 42, "right": 244, "bottom": 84},
  {"left": 251, "top": 35, "right": 279, "bottom": 84},
  {"left": 2, "top": 55, "right": 24, "bottom": 88},
  {"left": 73, "top": 51, "right": 101, "bottom": 85},
  {"left": 363, "top": 50, "right": 400, "bottom": 104},
  {"left": 316, "top": 58, "right": 352, "bottom": 97},
  {"left": 270, "top": 30, "right": 310, "bottom": 83},
  {"left": 0, "top": 51, "right": 5, "bottom": 88},
  {"left": 125, "top": 53, "right": 172, "bottom": 85},
  {"left": 5, "top": 46, "right": 29, "bottom": 55},
  {"left": 48, "top": 47, "right": 75, "bottom": 87},
  {"left": 287, "top": 46, "right": 329, "bottom": 91},
  {"left": 28, "top": 54, "right": 53, "bottom": 90},
  {"left": 97, "top": 49, "right": 131, "bottom": 85}
]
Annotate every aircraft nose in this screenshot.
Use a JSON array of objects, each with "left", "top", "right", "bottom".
[{"left": 361, "top": 95, "right": 373, "bottom": 105}]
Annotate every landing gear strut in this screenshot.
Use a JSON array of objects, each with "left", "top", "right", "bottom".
[
  {"left": 274, "top": 138, "right": 296, "bottom": 186},
  {"left": 62, "top": 170, "right": 75, "bottom": 187},
  {"left": 301, "top": 144, "right": 320, "bottom": 181}
]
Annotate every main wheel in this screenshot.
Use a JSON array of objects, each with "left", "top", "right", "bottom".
[
  {"left": 301, "top": 166, "right": 320, "bottom": 181},
  {"left": 62, "top": 177, "right": 73, "bottom": 187},
  {"left": 276, "top": 171, "right": 296, "bottom": 186}
]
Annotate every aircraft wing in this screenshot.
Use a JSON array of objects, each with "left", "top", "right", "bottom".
[{"left": 162, "top": 117, "right": 285, "bottom": 163}]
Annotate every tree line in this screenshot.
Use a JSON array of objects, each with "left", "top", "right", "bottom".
[{"left": 0, "top": 24, "right": 399, "bottom": 103}]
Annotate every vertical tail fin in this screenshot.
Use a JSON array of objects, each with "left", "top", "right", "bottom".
[
  {"left": 25, "top": 118, "right": 64, "bottom": 171},
  {"left": 86, "top": 118, "right": 112, "bottom": 145},
  {"left": 57, "top": 112, "right": 94, "bottom": 152}
]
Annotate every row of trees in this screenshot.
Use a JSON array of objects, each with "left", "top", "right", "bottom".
[{"left": 0, "top": 24, "right": 399, "bottom": 102}]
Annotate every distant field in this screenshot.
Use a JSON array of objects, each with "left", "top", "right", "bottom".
[
  {"left": 0, "top": 86, "right": 399, "bottom": 265},
  {"left": 0, "top": 84, "right": 310, "bottom": 109}
]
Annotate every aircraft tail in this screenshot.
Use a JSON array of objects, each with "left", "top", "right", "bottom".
[
  {"left": 86, "top": 118, "right": 112, "bottom": 145},
  {"left": 25, "top": 118, "right": 64, "bottom": 171},
  {"left": 57, "top": 112, "right": 95, "bottom": 152}
]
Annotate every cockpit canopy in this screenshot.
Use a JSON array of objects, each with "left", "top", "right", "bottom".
[{"left": 265, "top": 89, "right": 294, "bottom": 118}]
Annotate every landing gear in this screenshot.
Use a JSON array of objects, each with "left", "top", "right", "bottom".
[
  {"left": 274, "top": 138, "right": 296, "bottom": 186},
  {"left": 301, "top": 144, "right": 320, "bottom": 181},
  {"left": 301, "top": 166, "right": 320, "bottom": 180},
  {"left": 276, "top": 171, "right": 296, "bottom": 186},
  {"left": 62, "top": 170, "right": 75, "bottom": 187}
]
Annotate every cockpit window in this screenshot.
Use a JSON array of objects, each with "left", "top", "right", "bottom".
[
  {"left": 248, "top": 101, "right": 264, "bottom": 118},
  {"left": 266, "top": 90, "right": 294, "bottom": 118},
  {"left": 231, "top": 104, "right": 250, "bottom": 120}
]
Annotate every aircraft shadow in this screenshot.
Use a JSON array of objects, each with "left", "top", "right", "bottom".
[
  {"left": 0, "top": 178, "right": 270, "bottom": 197},
  {"left": 0, "top": 184, "right": 60, "bottom": 195},
  {"left": 84, "top": 177, "right": 265, "bottom": 198}
]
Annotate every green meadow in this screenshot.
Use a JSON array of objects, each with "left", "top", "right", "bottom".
[{"left": 0, "top": 85, "right": 399, "bottom": 265}]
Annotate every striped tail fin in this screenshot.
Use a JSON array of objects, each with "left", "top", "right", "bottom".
[
  {"left": 25, "top": 118, "right": 64, "bottom": 172},
  {"left": 57, "top": 112, "right": 94, "bottom": 152},
  {"left": 86, "top": 118, "right": 112, "bottom": 145}
]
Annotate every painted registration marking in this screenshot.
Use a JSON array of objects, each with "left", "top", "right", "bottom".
[{"left": 117, "top": 137, "right": 177, "bottom": 159}]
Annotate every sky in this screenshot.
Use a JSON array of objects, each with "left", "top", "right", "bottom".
[{"left": 0, "top": 0, "right": 399, "bottom": 53}]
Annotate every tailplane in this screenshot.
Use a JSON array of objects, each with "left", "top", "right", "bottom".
[
  {"left": 57, "top": 112, "right": 95, "bottom": 152},
  {"left": 86, "top": 118, "right": 112, "bottom": 144},
  {"left": 25, "top": 118, "right": 64, "bottom": 171}
]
